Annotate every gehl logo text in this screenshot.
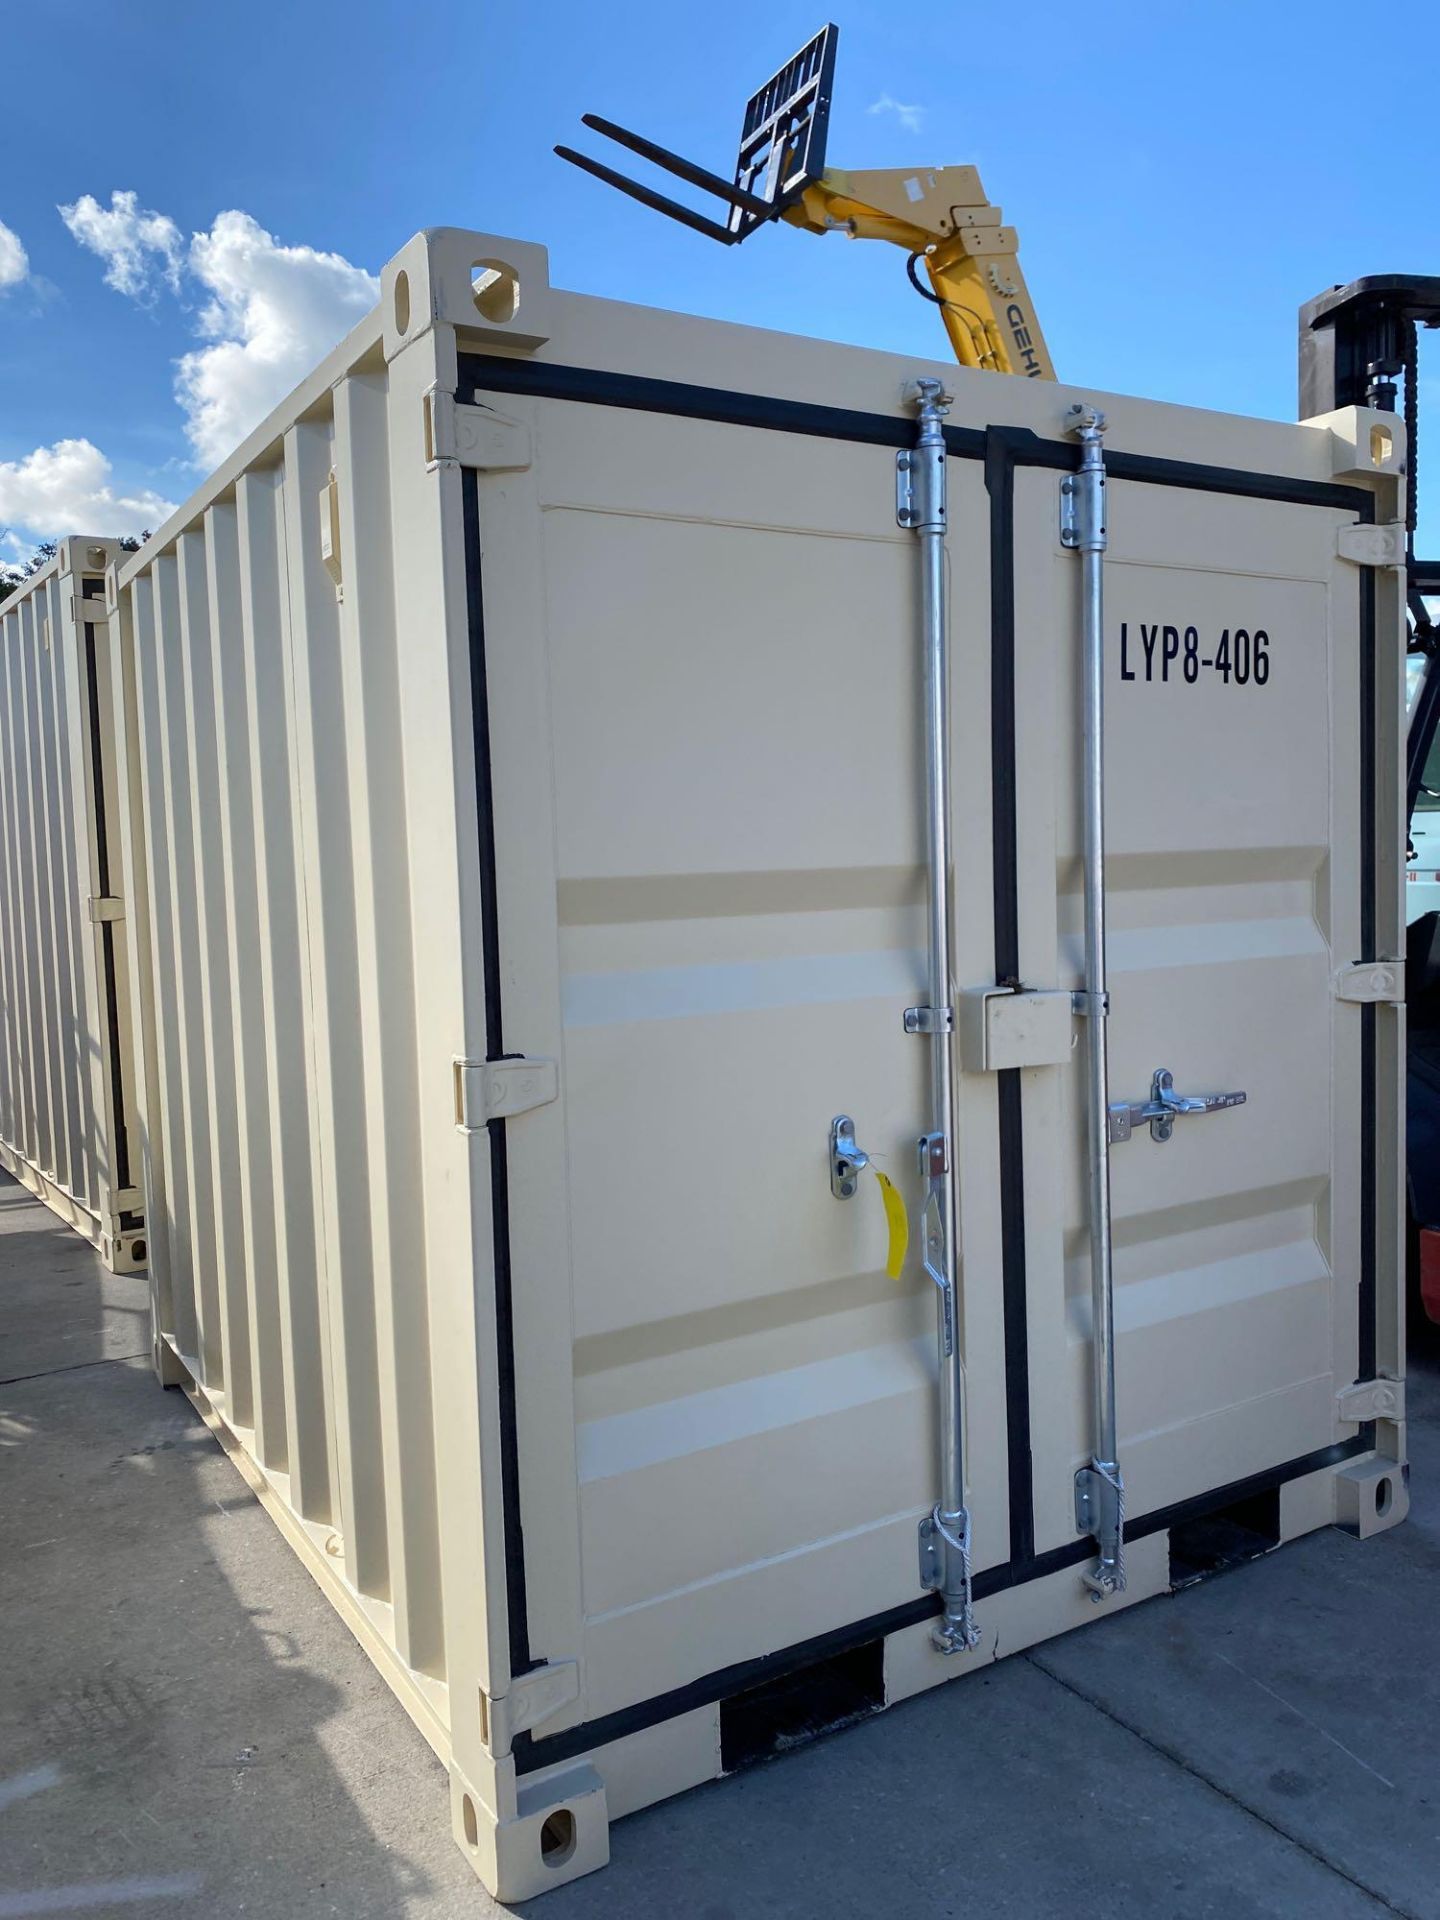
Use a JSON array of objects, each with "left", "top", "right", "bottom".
[{"left": 1006, "top": 304, "right": 1044, "bottom": 377}]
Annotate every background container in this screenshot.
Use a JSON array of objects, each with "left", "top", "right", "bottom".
[
  {"left": 0, "top": 539, "right": 146, "bottom": 1270},
  {"left": 113, "top": 227, "right": 1410, "bottom": 1900}
]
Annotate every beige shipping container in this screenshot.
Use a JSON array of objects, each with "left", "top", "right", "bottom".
[
  {"left": 112, "top": 227, "right": 1409, "bottom": 1901},
  {"left": 0, "top": 539, "right": 146, "bottom": 1270}
]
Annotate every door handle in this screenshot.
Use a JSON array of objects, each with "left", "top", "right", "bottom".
[{"left": 1108, "top": 1067, "right": 1246, "bottom": 1144}]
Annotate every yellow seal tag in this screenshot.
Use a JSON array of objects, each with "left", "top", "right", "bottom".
[{"left": 873, "top": 1168, "right": 910, "bottom": 1280}]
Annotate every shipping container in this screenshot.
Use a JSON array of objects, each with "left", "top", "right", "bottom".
[
  {"left": 0, "top": 540, "right": 146, "bottom": 1270},
  {"left": 112, "top": 227, "right": 1410, "bottom": 1900}
]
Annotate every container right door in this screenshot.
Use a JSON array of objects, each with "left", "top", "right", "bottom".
[{"left": 1010, "top": 456, "right": 1386, "bottom": 1561}]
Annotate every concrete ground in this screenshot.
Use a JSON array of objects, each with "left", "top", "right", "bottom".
[{"left": 2, "top": 1167, "right": 1438, "bottom": 1920}]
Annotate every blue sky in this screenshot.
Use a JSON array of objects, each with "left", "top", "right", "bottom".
[{"left": 3, "top": 0, "right": 1439, "bottom": 558}]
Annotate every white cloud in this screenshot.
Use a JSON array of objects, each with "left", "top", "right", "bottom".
[
  {"left": 0, "top": 439, "right": 175, "bottom": 546},
  {"left": 868, "top": 92, "right": 925, "bottom": 135},
  {"left": 0, "top": 218, "right": 28, "bottom": 290},
  {"left": 58, "top": 189, "right": 183, "bottom": 299},
  {"left": 59, "top": 190, "right": 379, "bottom": 471},
  {"left": 176, "top": 210, "right": 377, "bottom": 468}
]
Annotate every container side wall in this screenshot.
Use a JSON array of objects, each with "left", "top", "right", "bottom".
[
  {"left": 203, "top": 497, "right": 285, "bottom": 1467},
  {"left": 110, "top": 575, "right": 173, "bottom": 1352},
  {"left": 0, "top": 610, "right": 30, "bottom": 1160},
  {"left": 331, "top": 368, "right": 443, "bottom": 1675},
  {"left": 130, "top": 568, "right": 202, "bottom": 1364},
  {"left": 233, "top": 466, "right": 336, "bottom": 1517},
  {"left": 118, "top": 323, "right": 497, "bottom": 1777},
  {"left": 0, "top": 550, "right": 137, "bottom": 1257}
]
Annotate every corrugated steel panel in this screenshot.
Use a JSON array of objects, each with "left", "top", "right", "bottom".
[
  {"left": 112, "top": 228, "right": 1409, "bottom": 1901},
  {"left": 0, "top": 539, "right": 145, "bottom": 1269}
]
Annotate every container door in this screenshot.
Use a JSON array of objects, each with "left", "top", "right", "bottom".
[
  {"left": 1014, "top": 464, "right": 1382, "bottom": 1557},
  {"left": 469, "top": 384, "right": 1011, "bottom": 1726}
]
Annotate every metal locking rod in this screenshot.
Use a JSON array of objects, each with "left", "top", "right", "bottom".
[
  {"left": 899, "top": 377, "right": 980, "bottom": 1654},
  {"left": 1063, "top": 404, "right": 1125, "bottom": 1601}
]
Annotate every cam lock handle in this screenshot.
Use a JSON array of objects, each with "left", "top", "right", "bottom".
[{"left": 1108, "top": 1067, "right": 1246, "bottom": 1145}]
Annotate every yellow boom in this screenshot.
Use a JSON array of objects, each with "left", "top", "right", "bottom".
[{"left": 787, "top": 164, "right": 1055, "bottom": 379}]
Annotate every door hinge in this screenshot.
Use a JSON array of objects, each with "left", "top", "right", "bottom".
[
  {"left": 482, "top": 1658, "right": 580, "bottom": 1755},
  {"left": 71, "top": 593, "right": 111, "bottom": 626},
  {"left": 1337, "top": 1377, "right": 1404, "bottom": 1423},
  {"left": 88, "top": 895, "right": 124, "bottom": 924},
  {"left": 1337, "top": 521, "right": 1405, "bottom": 568},
  {"left": 1333, "top": 959, "right": 1402, "bottom": 1004},
  {"left": 957, "top": 985, "right": 1074, "bottom": 1072},
  {"left": 423, "top": 386, "right": 532, "bottom": 473},
  {"left": 453, "top": 1054, "right": 558, "bottom": 1132}
]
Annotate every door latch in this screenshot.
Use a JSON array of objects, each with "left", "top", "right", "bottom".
[
  {"left": 830, "top": 1115, "right": 870, "bottom": 1198},
  {"left": 1108, "top": 1066, "right": 1245, "bottom": 1145}
]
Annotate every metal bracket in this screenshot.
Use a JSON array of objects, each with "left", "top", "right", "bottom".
[
  {"left": 1334, "top": 959, "right": 1403, "bottom": 1005},
  {"left": 915, "top": 1138, "right": 956, "bottom": 1356},
  {"left": 895, "top": 408, "right": 949, "bottom": 532},
  {"left": 1337, "top": 1376, "right": 1405, "bottom": 1423},
  {"left": 484, "top": 1659, "right": 580, "bottom": 1754},
  {"left": 1059, "top": 473, "right": 1080, "bottom": 548},
  {"left": 917, "top": 1506, "right": 982, "bottom": 1652},
  {"left": 1108, "top": 1066, "right": 1246, "bottom": 1145},
  {"left": 1337, "top": 521, "right": 1406, "bottom": 569},
  {"left": 918, "top": 1512, "right": 944, "bottom": 1590},
  {"left": 453, "top": 1055, "right": 558, "bottom": 1133},
  {"left": 1074, "top": 1460, "right": 1126, "bottom": 1600},
  {"left": 1059, "top": 406, "right": 1109, "bottom": 550},
  {"left": 424, "top": 386, "right": 533, "bottom": 473},
  {"left": 830, "top": 1115, "right": 869, "bottom": 1199},
  {"left": 87, "top": 896, "right": 125, "bottom": 924},
  {"left": 917, "top": 1132, "right": 948, "bottom": 1178},
  {"left": 903, "top": 1004, "right": 954, "bottom": 1035}
]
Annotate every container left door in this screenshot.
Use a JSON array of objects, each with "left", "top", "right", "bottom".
[{"left": 465, "top": 381, "right": 1010, "bottom": 1733}]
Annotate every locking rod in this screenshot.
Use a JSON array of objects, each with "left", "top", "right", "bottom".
[
  {"left": 1065, "top": 404, "right": 1125, "bottom": 1600},
  {"left": 901, "top": 377, "right": 979, "bottom": 1654}
]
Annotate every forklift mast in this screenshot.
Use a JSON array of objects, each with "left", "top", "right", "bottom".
[
  {"left": 1302, "top": 277, "right": 1440, "bottom": 813},
  {"left": 1299, "top": 275, "right": 1440, "bottom": 601}
]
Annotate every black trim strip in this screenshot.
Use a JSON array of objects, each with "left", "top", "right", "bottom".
[
  {"left": 457, "top": 354, "right": 1373, "bottom": 518},
  {"left": 82, "top": 619, "right": 131, "bottom": 1193},
  {"left": 460, "top": 466, "right": 535, "bottom": 1679},
  {"left": 514, "top": 1432, "right": 1368, "bottom": 1775},
  {"left": 458, "top": 352, "right": 978, "bottom": 456},
  {"left": 984, "top": 421, "right": 1376, "bottom": 514},
  {"left": 985, "top": 429, "right": 1034, "bottom": 1567},
  {"left": 1359, "top": 561, "right": 1378, "bottom": 1381}
]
